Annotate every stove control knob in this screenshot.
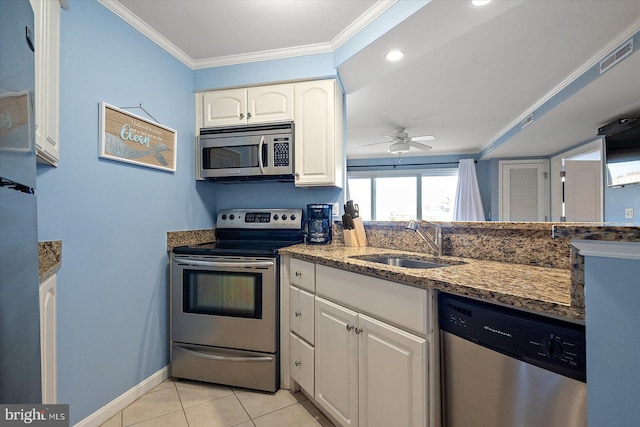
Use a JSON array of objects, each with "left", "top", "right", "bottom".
[
  {"left": 229, "top": 214, "right": 235, "bottom": 220},
  {"left": 282, "top": 214, "right": 287, "bottom": 220},
  {"left": 290, "top": 214, "right": 296, "bottom": 220},
  {"left": 273, "top": 214, "right": 279, "bottom": 220},
  {"left": 221, "top": 214, "right": 227, "bottom": 220},
  {"left": 541, "top": 337, "right": 564, "bottom": 358}
]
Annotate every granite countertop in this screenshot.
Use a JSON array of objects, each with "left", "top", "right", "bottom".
[
  {"left": 280, "top": 243, "right": 584, "bottom": 321},
  {"left": 39, "top": 240, "right": 62, "bottom": 283}
]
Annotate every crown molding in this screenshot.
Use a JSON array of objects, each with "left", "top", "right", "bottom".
[
  {"left": 98, "top": 0, "right": 398, "bottom": 70},
  {"left": 330, "top": 0, "right": 397, "bottom": 50},
  {"left": 192, "top": 43, "right": 334, "bottom": 70},
  {"left": 97, "top": 0, "right": 195, "bottom": 69}
]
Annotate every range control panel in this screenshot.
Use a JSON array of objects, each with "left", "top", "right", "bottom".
[
  {"left": 216, "top": 208, "right": 303, "bottom": 230},
  {"left": 439, "top": 293, "right": 586, "bottom": 382}
]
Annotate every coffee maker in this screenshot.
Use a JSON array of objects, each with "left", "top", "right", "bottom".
[{"left": 305, "top": 204, "right": 332, "bottom": 244}]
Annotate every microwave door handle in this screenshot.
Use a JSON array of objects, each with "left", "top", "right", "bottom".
[
  {"left": 258, "top": 135, "right": 266, "bottom": 175},
  {"left": 176, "top": 259, "right": 274, "bottom": 268},
  {"left": 173, "top": 344, "right": 273, "bottom": 363}
]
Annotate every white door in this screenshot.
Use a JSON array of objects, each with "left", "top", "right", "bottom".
[
  {"left": 248, "top": 84, "right": 293, "bottom": 123},
  {"left": 565, "top": 160, "right": 602, "bottom": 222},
  {"left": 358, "top": 314, "right": 427, "bottom": 427},
  {"left": 202, "top": 88, "right": 246, "bottom": 127},
  {"left": 315, "top": 297, "right": 358, "bottom": 427},
  {"left": 499, "top": 160, "right": 549, "bottom": 221}
]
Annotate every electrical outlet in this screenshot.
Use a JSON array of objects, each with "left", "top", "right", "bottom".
[
  {"left": 625, "top": 208, "right": 634, "bottom": 219},
  {"left": 333, "top": 202, "right": 340, "bottom": 217}
]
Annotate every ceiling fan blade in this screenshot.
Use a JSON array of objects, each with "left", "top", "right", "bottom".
[
  {"left": 409, "top": 141, "right": 432, "bottom": 151},
  {"left": 362, "top": 140, "right": 392, "bottom": 147},
  {"left": 412, "top": 135, "right": 436, "bottom": 142}
]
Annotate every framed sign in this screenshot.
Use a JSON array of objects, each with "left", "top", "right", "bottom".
[{"left": 99, "top": 102, "right": 176, "bottom": 172}]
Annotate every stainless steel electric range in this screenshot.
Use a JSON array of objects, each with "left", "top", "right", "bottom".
[{"left": 170, "top": 208, "right": 303, "bottom": 392}]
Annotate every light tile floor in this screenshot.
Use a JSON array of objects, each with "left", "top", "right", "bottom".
[{"left": 100, "top": 378, "right": 335, "bottom": 427}]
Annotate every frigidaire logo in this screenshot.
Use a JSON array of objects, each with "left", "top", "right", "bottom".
[
  {"left": 1, "top": 404, "right": 68, "bottom": 426},
  {"left": 484, "top": 325, "right": 512, "bottom": 337}
]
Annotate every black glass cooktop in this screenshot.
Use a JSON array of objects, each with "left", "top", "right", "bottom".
[{"left": 172, "top": 239, "right": 300, "bottom": 257}]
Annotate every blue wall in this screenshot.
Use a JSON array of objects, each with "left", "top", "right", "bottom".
[
  {"left": 36, "top": 1, "right": 216, "bottom": 423},
  {"left": 584, "top": 254, "right": 640, "bottom": 425},
  {"left": 605, "top": 185, "right": 640, "bottom": 224}
]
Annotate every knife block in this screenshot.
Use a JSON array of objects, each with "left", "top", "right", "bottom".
[
  {"left": 343, "top": 229, "right": 359, "bottom": 247},
  {"left": 352, "top": 217, "right": 367, "bottom": 247}
]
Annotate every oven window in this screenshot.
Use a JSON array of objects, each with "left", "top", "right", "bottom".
[
  {"left": 203, "top": 146, "right": 260, "bottom": 169},
  {"left": 183, "top": 270, "right": 262, "bottom": 318}
]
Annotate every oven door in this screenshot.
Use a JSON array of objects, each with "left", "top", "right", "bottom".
[{"left": 171, "top": 254, "right": 277, "bottom": 353}]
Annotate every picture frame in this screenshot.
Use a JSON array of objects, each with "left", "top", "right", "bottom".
[{"left": 99, "top": 102, "right": 176, "bottom": 172}]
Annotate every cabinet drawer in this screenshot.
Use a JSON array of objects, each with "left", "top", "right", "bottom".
[
  {"left": 289, "top": 286, "right": 315, "bottom": 344},
  {"left": 290, "top": 332, "right": 314, "bottom": 395},
  {"left": 316, "top": 264, "right": 427, "bottom": 336},
  {"left": 290, "top": 258, "right": 315, "bottom": 292}
]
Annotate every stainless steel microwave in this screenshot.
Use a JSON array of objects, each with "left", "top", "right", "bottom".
[{"left": 197, "top": 122, "right": 294, "bottom": 181}]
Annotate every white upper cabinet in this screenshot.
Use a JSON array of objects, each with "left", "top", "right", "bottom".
[
  {"left": 201, "top": 84, "right": 293, "bottom": 128},
  {"left": 293, "top": 79, "right": 344, "bottom": 188},
  {"left": 31, "top": 0, "right": 61, "bottom": 166}
]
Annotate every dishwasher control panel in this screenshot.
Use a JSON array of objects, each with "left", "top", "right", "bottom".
[{"left": 439, "top": 293, "right": 586, "bottom": 382}]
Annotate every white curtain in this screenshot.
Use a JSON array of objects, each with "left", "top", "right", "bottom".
[{"left": 453, "top": 159, "right": 485, "bottom": 221}]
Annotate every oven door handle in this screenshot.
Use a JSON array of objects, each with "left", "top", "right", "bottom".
[
  {"left": 173, "top": 344, "right": 273, "bottom": 363},
  {"left": 176, "top": 259, "right": 274, "bottom": 268}
]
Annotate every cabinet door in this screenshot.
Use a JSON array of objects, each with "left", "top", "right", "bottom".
[
  {"left": 294, "top": 80, "right": 343, "bottom": 187},
  {"left": 289, "top": 286, "right": 315, "bottom": 344},
  {"left": 31, "top": 0, "right": 60, "bottom": 166},
  {"left": 358, "top": 314, "right": 427, "bottom": 427},
  {"left": 290, "top": 332, "right": 315, "bottom": 395},
  {"left": 202, "top": 88, "right": 247, "bottom": 127},
  {"left": 289, "top": 258, "right": 315, "bottom": 292},
  {"left": 248, "top": 84, "right": 293, "bottom": 123},
  {"left": 315, "top": 297, "right": 358, "bottom": 427}
]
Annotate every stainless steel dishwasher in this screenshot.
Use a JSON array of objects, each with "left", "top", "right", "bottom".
[{"left": 439, "top": 293, "right": 586, "bottom": 427}]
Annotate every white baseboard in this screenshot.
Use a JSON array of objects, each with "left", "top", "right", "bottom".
[{"left": 74, "top": 365, "right": 170, "bottom": 427}]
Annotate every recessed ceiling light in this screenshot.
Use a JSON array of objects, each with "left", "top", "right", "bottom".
[
  {"left": 471, "top": 0, "right": 492, "bottom": 6},
  {"left": 385, "top": 50, "right": 404, "bottom": 62}
]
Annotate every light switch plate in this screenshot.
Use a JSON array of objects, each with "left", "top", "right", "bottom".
[{"left": 625, "top": 208, "right": 634, "bottom": 219}]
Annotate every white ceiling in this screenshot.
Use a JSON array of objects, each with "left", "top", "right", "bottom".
[{"left": 109, "top": 0, "right": 640, "bottom": 160}]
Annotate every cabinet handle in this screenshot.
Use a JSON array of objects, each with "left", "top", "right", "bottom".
[
  {"left": 295, "top": 311, "right": 302, "bottom": 317},
  {"left": 295, "top": 271, "right": 301, "bottom": 277},
  {"left": 247, "top": 112, "right": 252, "bottom": 119},
  {"left": 355, "top": 327, "right": 363, "bottom": 335},
  {"left": 295, "top": 360, "right": 302, "bottom": 366},
  {"left": 239, "top": 113, "right": 244, "bottom": 120},
  {"left": 346, "top": 324, "right": 354, "bottom": 332}
]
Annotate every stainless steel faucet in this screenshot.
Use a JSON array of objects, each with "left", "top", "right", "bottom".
[{"left": 406, "top": 220, "right": 442, "bottom": 256}]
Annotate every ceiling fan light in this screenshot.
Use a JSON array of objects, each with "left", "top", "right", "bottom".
[
  {"left": 385, "top": 50, "right": 404, "bottom": 62},
  {"left": 388, "top": 142, "right": 410, "bottom": 154},
  {"left": 471, "top": 0, "right": 492, "bottom": 6}
]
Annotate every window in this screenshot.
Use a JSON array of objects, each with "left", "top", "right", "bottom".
[{"left": 347, "top": 169, "right": 458, "bottom": 221}]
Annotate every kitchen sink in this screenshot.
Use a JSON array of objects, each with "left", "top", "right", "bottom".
[{"left": 351, "top": 255, "right": 461, "bottom": 269}]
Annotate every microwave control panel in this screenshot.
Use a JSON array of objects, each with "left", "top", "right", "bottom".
[{"left": 273, "top": 138, "right": 290, "bottom": 167}]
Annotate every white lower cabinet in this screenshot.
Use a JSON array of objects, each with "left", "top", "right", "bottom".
[
  {"left": 315, "top": 297, "right": 359, "bottom": 426},
  {"left": 289, "top": 332, "right": 315, "bottom": 395},
  {"left": 315, "top": 296, "right": 427, "bottom": 427}
]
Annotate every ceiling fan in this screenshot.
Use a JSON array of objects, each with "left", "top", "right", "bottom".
[{"left": 363, "top": 127, "right": 435, "bottom": 154}]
